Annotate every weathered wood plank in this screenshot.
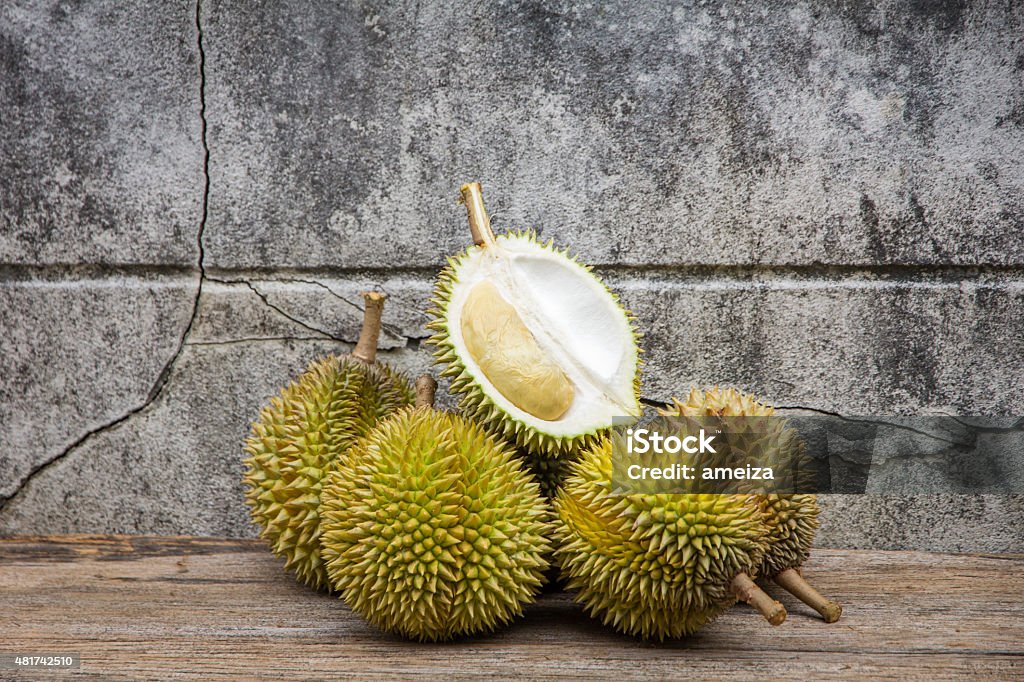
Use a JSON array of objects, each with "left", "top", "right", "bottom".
[{"left": 1, "top": 536, "right": 1022, "bottom": 680}]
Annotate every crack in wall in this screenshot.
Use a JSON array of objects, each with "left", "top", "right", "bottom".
[
  {"left": 0, "top": 0, "right": 211, "bottom": 513},
  {"left": 204, "top": 275, "right": 341, "bottom": 341},
  {"left": 279, "top": 276, "right": 366, "bottom": 313},
  {"left": 268, "top": 275, "right": 415, "bottom": 339},
  {"left": 185, "top": 336, "right": 342, "bottom": 347},
  {"left": 639, "top": 397, "right": 987, "bottom": 448},
  {"left": 774, "top": 404, "right": 969, "bottom": 445},
  {"left": 204, "top": 274, "right": 431, "bottom": 346}
]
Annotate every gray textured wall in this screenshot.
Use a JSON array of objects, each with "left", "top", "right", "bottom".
[{"left": 2, "top": 0, "right": 1022, "bottom": 551}]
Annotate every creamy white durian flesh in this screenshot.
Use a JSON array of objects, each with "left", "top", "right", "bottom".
[{"left": 427, "top": 182, "right": 642, "bottom": 456}]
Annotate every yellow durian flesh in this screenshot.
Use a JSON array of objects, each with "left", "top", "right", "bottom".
[{"left": 461, "top": 280, "right": 574, "bottom": 421}]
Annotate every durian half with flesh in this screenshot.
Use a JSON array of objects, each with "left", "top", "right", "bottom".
[{"left": 428, "top": 183, "right": 642, "bottom": 455}]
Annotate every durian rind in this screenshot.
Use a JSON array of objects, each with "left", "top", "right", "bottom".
[
  {"left": 660, "top": 386, "right": 820, "bottom": 577},
  {"left": 659, "top": 386, "right": 775, "bottom": 420},
  {"left": 319, "top": 406, "right": 553, "bottom": 641},
  {"left": 242, "top": 355, "right": 414, "bottom": 590},
  {"left": 427, "top": 230, "right": 642, "bottom": 457},
  {"left": 757, "top": 493, "right": 820, "bottom": 576},
  {"left": 554, "top": 439, "right": 769, "bottom": 640},
  {"left": 517, "top": 446, "right": 583, "bottom": 499}
]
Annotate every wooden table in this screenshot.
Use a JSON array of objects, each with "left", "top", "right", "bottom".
[{"left": 1, "top": 535, "right": 1021, "bottom": 680}]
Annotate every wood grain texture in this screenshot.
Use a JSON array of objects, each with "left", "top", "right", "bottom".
[{"left": 0, "top": 535, "right": 1021, "bottom": 680}]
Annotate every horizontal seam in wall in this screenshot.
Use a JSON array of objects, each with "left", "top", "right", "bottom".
[
  {"left": 6, "top": 261, "right": 1024, "bottom": 280},
  {"left": 202, "top": 276, "right": 1024, "bottom": 292}
]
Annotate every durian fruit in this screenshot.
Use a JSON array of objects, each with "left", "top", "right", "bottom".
[
  {"left": 517, "top": 447, "right": 582, "bottom": 499},
  {"left": 242, "top": 292, "right": 415, "bottom": 590},
  {"left": 319, "top": 375, "right": 553, "bottom": 641},
  {"left": 661, "top": 387, "right": 842, "bottom": 623},
  {"left": 427, "top": 182, "right": 642, "bottom": 457},
  {"left": 553, "top": 437, "right": 787, "bottom": 640}
]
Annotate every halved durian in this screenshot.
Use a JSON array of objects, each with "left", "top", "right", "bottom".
[{"left": 427, "top": 182, "right": 642, "bottom": 455}]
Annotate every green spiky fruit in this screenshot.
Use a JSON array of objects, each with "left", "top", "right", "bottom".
[
  {"left": 659, "top": 387, "right": 820, "bottom": 577},
  {"left": 426, "top": 183, "right": 642, "bottom": 458},
  {"left": 319, "top": 381, "right": 552, "bottom": 641},
  {"left": 517, "top": 447, "right": 581, "bottom": 498},
  {"left": 756, "top": 493, "right": 819, "bottom": 576},
  {"left": 242, "top": 293, "right": 414, "bottom": 590},
  {"left": 554, "top": 438, "right": 772, "bottom": 639}
]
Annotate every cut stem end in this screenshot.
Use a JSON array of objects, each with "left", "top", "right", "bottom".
[
  {"left": 415, "top": 375, "right": 437, "bottom": 409},
  {"left": 352, "top": 291, "right": 386, "bottom": 364},
  {"left": 773, "top": 567, "right": 843, "bottom": 624},
  {"left": 732, "top": 572, "right": 787, "bottom": 626},
  {"left": 459, "top": 182, "right": 496, "bottom": 248}
]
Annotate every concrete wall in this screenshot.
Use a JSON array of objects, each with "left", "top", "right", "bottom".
[{"left": 2, "top": 0, "right": 1022, "bottom": 551}]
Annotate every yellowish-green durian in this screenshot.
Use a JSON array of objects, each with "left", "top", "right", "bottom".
[{"left": 242, "top": 292, "right": 414, "bottom": 590}]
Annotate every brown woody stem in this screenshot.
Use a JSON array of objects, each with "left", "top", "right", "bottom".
[
  {"left": 731, "top": 572, "right": 787, "bottom": 626},
  {"left": 352, "top": 291, "right": 385, "bottom": 364},
  {"left": 415, "top": 375, "right": 437, "bottom": 409},
  {"left": 773, "top": 567, "right": 842, "bottom": 623},
  {"left": 459, "top": 182, "right": 496, "bottom": 248}
]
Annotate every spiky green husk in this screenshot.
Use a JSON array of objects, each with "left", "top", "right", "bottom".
[
  {"left": 426, "top": 231, "right": 642, "bottom": 457},
  {"left": 319, "top": 406, "right": 553, "bottom": 641},
  {"left": 757, "top": 494, "right": 819, "bottom": 576},
  {"left": 516, "top": 447, "right": 582, "bottom": 499},
  {"left": 660, "top": 387, "right": 820, "bottom": 577},
  {"left": 553, "top": 439, "right": 769, "bottom": 640},
  {"left": 242, "top": 356, "right": 414, "bottom": 590}
]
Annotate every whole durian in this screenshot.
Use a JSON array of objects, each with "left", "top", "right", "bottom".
[
  {"left": 661, "top": 387, "right": 842, "bottom": 623},
  {"left": 517, "top": 447, "right": 582, "bottom": 499},
  {"left": 553, "top": 438, "right": 786, "bottom": 640},
  {"left": 427, "top": 182, "right": 642, "bottom": 458},
  {"left": 242, "top": 292, "right": 415, "bottom": 590},
  {"left": 319, "top": 376, "right": 553, "bottom": 641}
]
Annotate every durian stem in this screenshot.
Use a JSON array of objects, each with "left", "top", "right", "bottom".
[
  {"left": 415, "top": 375, "right": 437, "bottom": 409},
  {"left": 773, "top": 568, "right": 843, "bottom": 623},
  {"left": 459, "top": 182, "right": 497, "bottom": 248},
  {"left": 731, "top": 572, "right": 787, "bottom": 626},
  {"left": 352, "top": 291, "right": 386, "bottom": 364}
]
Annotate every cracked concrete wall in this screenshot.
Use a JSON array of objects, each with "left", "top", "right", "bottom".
[{"left": 1, "top": 0, "right": 1022, "bottom": 551}]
